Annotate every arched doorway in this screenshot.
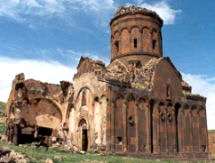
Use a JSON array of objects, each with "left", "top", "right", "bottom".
[{"left": 78, "top": 119, "right": 88, "bottom": 151}]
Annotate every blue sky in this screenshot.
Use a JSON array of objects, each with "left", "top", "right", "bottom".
[
  {"left": 0, "top": 0, "right": 214, "bottom": 75},
  {"left": 0, "top": 0, "right": 215, "bottom": 128}
]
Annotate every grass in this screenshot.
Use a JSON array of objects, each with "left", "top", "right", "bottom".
[
  {"left": 1, "top": 140, "right": 158, "bottom": 163},
  {"left": 0, "top": 140, "right": 213, "bottom": 163},
  {"left": 0, "top": 122, "right": 6, "bottom": 134}
]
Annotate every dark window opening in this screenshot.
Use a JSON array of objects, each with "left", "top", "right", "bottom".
[
  {"left": 175, "top": 103, "right": 181, "bottom": 153},
  {"left": 152, "top": 40, "right": 157, "bottom": 49},
  {"left": 161, "top": 113, "right": 166, "bottom": 122},
  {"left": 117, "top": 136, "right": 123, "bottom": 144},
  {"left": 82, "top": 129, "right": 88, "bottom": 151},
  {"left": 37, "top": 127, "right": 53, "bottom": 147},
  {"left": 132, "top": 74, "right": 135, "bottom": 81},
  {"left": 201, "top": 145, "right": 206, "bottom": 152},
  {"left": 134, "top": 38, "right": 137, "bottom": 48},
  {"left": 128, "top": 116, "right": 135, "bottom": 126},
  {"left": 81, "top": 90, "right": 87, "bottom": 106},
  {"left": 15, "top": 83, "right": 24, "bottom": 90},
  {"left": 114, "top": 41, "right": 119, "bottom": 52},
  {"left": 149, "top": 100, "right": 154, "bottom": 153},
  {"left": 94, "top": 96, "right": 99, "bottom": 102},
  {"left": 166, "top": 85, "right": 171, "bottom": 98},
  {"left": 136, "top": 61, "right": 142, "bottom": 68},
  {"left": 38, "top": 127, "right": 52, "bottom": 136},
  {"left": 167, "top": 113, "right": 172, "bottom": 122}
]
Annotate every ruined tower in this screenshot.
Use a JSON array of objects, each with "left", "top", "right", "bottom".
[{"left": 110, "top": 6, "right": 163, "bottom": 62}]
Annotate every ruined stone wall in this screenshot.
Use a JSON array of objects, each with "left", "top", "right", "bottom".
[
  {"left": 68, "top": 73, "right": 108, "bottom": 151},
  {"left": 6, "top": 74, "right": 74, "bottom": 136}
]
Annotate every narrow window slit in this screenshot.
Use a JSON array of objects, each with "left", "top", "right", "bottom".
[
  {"left": 152, "top": 40, "right": 156, "bottom": 49},
  {"left": 134, "top": 38, "right": 137, "bottom": 48},
  {"left": 115, "top": 41, "right": 119, "bottom": 52}
]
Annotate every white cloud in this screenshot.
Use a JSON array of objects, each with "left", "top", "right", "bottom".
[
  {"left": 137, "top": 1, "right": 181, "bottom": 24},
  {"left": 0, "top": 0, "right": 180, "bottom": 25},
  {"left": 183, "top": 73, "right": 215, "bottom": 130},
  {"left": 66, "top": 0, "right": 114, "bottom": 12},
  {"left": 56, "top": 48, "right": 109, "bottom": 65},
  {"left": 0, "top": 57, "right": 76, "bottom": 102},
  {"left": 0, "top": 0, "right": 65, "bottom": 20},
  {"left": 0, "top": 0, "right": 114, "bottom": 20}
]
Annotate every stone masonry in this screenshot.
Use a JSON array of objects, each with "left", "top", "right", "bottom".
[{"left": 5, "top": 5, "right": 208, "bottom": 159}]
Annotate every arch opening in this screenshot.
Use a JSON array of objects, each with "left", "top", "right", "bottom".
[{"left": 79, "top": 119, "right": 88, "bottom": 151}]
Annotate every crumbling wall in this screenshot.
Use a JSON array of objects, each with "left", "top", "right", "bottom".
[
  {"left": 93, "top": 95, "right": 107, "bottom": 147},
  {"left": 68, "top": 73, "right": 108, "bottom": 151},
  {"left": 6, "top": 73, "right": 74, "bottom": 145}
]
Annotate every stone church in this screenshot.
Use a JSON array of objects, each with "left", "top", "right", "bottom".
[{"left": 6, "top": 6, "right": 208, "bottom": 158}]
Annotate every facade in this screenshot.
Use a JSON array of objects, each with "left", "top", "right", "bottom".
[{"left": 6, "top": 6, "right": 208, "bottom": 159}]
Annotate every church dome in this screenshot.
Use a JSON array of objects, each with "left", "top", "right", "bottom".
[
  {"left": 110, "top": 5, "right": 164, "bottom": 62},
  {"left": 110, "top": 5, "right": 163, "bottom": 26}
]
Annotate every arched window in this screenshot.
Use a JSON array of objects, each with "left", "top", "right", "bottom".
[
  {"left": 166, "top": 84, "right": 171, "bottom": 99},
  {"left": 81, "top": 90, "right": 87, "bottom": 106},
  {"left": 152, "top": 29, "right": 158, "bottom": 50},
  {"left": 152, "top": 39, "right": 157, "bottom": 49},
  {"left": 133, "top": 38, "right": 137, "bottom": 48},
  {"left": 114, "top": 41, "right": 119, "bottom": 52}
]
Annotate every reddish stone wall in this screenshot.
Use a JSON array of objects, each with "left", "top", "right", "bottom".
[
  {"left": 152, "top": 58, "right": 183, "bottom": 101},
  {"left": 209, "top": 131, "right": 215, "bottom": 158},
  {"left": 106, "top": 85, "right": 208, "bottom": 158},
  {"left": 110, "top": 12, "right": 163, "bottom": 61},
  {"left": 6, "top": 74, "right": 73, "bottom": 132}
]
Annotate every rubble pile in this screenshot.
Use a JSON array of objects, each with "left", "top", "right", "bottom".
[{"left": 0, "top": 148, "right": 29, "bottom": 163}]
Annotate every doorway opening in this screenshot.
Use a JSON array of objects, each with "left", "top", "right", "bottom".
[
  {"left": 79, "top": 119, "right": 88, "bottom": 151},
  {"left": 82, "top": 128, "right": 88, "bottom": 151},
  {"left": 37, "top": 127, "right": 52, "bottom": 136}
]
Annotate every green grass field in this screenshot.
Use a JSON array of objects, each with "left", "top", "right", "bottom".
[
  {"left": 0, "top": 139, "right": 213, "bottom": 163},
  {"left": 0, "top": 140, "right": 162, "bottom": 163}
]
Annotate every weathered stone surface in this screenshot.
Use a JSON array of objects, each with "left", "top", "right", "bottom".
[
  {"left": 0, "top": 148, "right": 29, "bottom": 163},
  {"left": 208, "top": 131, "right": 215, "bottom": 159},
  {"left": 45, "top": 158, "right": 54, "bottom": 163},
  {"left": 5, "top": 5, "right": 208, "bottom": 159}
]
